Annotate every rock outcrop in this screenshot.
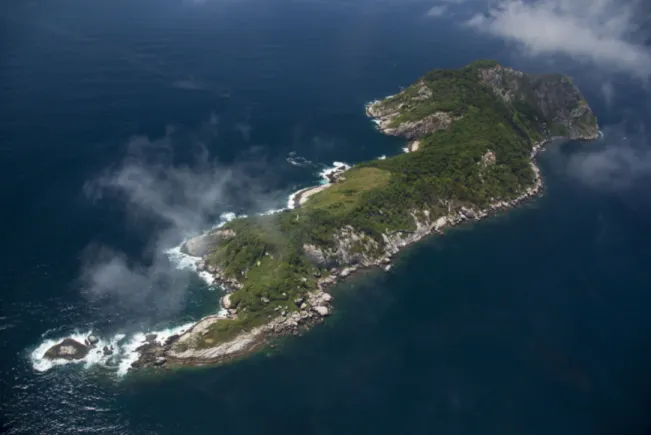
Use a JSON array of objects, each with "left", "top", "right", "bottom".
[
  {"left": 477, "top": 64, "right": 599, "bottom": 140},
  {"left": 370, "top": 110, "right": 456, "bottom": 140},
  {"left": 44, "top": 338, "right": 90, "bottom": 360},
  {"left": 181, "top": 228, "right": 235, "bottom": 257}
]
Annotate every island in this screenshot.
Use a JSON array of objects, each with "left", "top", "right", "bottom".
[{"left": 49, "top": 60, "right": 599, "bottom": 370}]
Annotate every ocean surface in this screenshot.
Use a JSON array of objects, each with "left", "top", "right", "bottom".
[{"left": 2, "top": 0, "right": 651, "bottom": 434}]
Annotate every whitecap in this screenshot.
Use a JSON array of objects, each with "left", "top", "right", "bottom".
[
  {"left": 116, "top": 322, "right": 195, "bottom": 376},
  {"left": 30, "top": 322, "right": 200, "bottom": 377},
  {"left": 31, "top": 330, "right": 126, "bottom": 373},
  {"left": 318, "top": 161, "right": 350, "bottom": 184},
  {"left": 165, "top": 211, "right": 244, "bottom": 286},
  {"left": 286, "top": 155, "right": 314, "bottom": 168}
]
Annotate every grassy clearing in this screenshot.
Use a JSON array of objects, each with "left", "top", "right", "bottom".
[{"left": 304, "top": 167, "right": 391, "bottom": 216}]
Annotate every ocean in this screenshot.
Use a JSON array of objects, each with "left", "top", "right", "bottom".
[{"left": 2, "top": 0, "right": 651, "bottom": 433}]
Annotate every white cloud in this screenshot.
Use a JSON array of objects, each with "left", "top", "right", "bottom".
[
  {"left": 600, "top": 81, "right": 615, "bottom": 107},
  {"left": 467, "top": 0, "right": 651, "bottom": 79},
  {"left": 567, "top": 127, "right": 651, "bottom": 190},
  {"left": 80, "top": 113, "right": 284, "bottom": 314},
  {"left": 426, "top": 5, "right": 448, "bottom": 17}
]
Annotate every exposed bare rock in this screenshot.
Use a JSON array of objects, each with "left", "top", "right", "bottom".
[
  {"left": 313, "top": 306, "right": 330, "bottom": 317},
  {"left": 329, "top": 226, "right": 381, "bottom": 266},
  {"left": 320, "top": 293, "right": 332, "bottom": 303},
  {"left": 477, "top": 64, "right": 599, "bottom": 140},
  {"left": 222, "top": 294, "right": 232, "bottom": 309},
  {"left": 44, "top": 338, "right": 90, "bottom": 360},
  {"left": 302, "top": 244, "right": 330, "bottom": 267},
  {"left": 481, "top": 150, "right": 496, "bottom": 166},
  {"left": 181, "top": 228, "right": 235, "bottom": 257},
  {"left": 381, "top": 112, "right": 456, "bottom": 140}
]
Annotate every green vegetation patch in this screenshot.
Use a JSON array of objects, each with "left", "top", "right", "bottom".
[
  {"left": 189, "top": 60, "right": 597, "bottom": 350},
  {"left": 304, "top": 167, "right": 391, "bottom": 215}
]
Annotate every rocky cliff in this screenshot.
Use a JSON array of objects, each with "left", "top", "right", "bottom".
[
  {"left": 367, "top": 61, "right": 599, "bottom": 143},
  {"left": 477, "top": 64, "right": 599, "bottom": 140}
]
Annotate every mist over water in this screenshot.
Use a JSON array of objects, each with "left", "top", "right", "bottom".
[{"left": 2, "top": 0, "right": 651, "bottom": 434}]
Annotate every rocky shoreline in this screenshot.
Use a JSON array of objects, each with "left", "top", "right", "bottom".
[
  {"left": 42, "top": 120, "right": 597, "bottom": 373},
  {"left": 39, "top": 62, "right": 600, "bottom": 374},
  {"left": 127, "top": 73, "right": 600, "bottom": 370},
  {"left": 128, "top": 131, "right": 594, "bottom": 371},
  {"left": 289, "top": 163, "right": 349, "bottom": 209}
]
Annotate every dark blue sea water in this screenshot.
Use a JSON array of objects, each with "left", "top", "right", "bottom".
[{"left": 2, "top": 0, "right": 651, "bottom": 433}]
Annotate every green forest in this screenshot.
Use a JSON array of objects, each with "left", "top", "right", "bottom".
[{"left": 190, "top": 60, "right": 597, "bottom": 347}]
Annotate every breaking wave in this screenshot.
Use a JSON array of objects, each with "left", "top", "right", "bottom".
[
  {"left": 30, "top": 161, "right": 351, "bottom": 377},
  {"left": 30, "top": 322, "right": 196, "bottom": 376}
]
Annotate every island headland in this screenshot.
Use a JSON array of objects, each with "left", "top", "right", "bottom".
[{"left": 46, "top": 60, "right": 600, "bottom": 371}]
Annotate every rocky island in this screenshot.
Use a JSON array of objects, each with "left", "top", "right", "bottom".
[{"left": 116, "top": 60, "right": 599, "bottom": 370}]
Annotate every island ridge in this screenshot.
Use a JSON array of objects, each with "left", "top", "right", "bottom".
[{"left": 45, "top": 60, "right": 600, "bottom": 369}]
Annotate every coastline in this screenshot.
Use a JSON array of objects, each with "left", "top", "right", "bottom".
[
  {"left": 35, "top": 64, "right": 600, "bottom": 374},
  {"left": 288, "top": 162, "right": 349, "bottom": 209},
  {"left": 131, "top": 127, "right": 594, "bottom": 371},
  {"left": 33, "top": 122, "right": 596, "bottom": 375}
]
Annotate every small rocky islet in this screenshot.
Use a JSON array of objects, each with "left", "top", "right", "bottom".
[
  {"left": 44, "top": 60, "right": 599, "bottom": 371},
  {"left": 43, "top": 334, "right": 115, "bottom": 360}
]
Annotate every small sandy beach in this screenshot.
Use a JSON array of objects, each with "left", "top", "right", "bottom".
[{"left": 291, "top": 184, "right": 331, "bottom": 208}]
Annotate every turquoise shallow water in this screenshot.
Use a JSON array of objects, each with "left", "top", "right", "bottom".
[{"left": 2, "top": 0, "right": 651, "bottom": 433}]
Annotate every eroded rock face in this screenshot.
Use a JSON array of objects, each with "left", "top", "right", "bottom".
[
  {"left": 222, "top": 294, "right": 232, "bottom": 309},
  {"left": 330, "top": 226, "right": 380, "bottom": 266},
  {"left": 381, "top": 112, "right": 456, "bottom": 140},
  {"left": 302, "top": 244, "right": 329, "bottom": 267},
  {"left": 181, "top": 229, "right": 235, "bottom": 257},
  {"left": 477, "top": 65, "right": 599, "bottom": 140},
  {"left": 44, "top": 338, "right": 90, "bottom": 360}
]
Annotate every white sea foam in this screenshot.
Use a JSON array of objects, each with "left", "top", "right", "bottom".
[
  {"left": 165, "top": 245, "right": 215, "bottom": 285},
  {"left": 32, "top": 161, "right": 355, "bottom": 376},
  {"left": 377, "top": 155, "right": 386, "bottom": 160},
  {"left": 286, "top": 161, "right": 351, "bottom": 210},
  {"left": 30, "top": 322, "right": 199, "bottom": 377},
  {"left": 318, "top": 161, "right": 350, "bottom": 184},
  {"left": 287, "top": 190, "right": 300, "bottom": 210},
  {"left": 286, "top": 155, "right": 314, "bottom": 168},
  {"left": 115, "top": 322, "right": 195, "bottom": 376},
  {"left": 164, "top": 211, "right": 243, "bottom": 286}
]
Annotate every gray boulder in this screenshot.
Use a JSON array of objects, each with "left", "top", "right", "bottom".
[{"left": 313, "top": 306, "right": 330, "bottom": 317}]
